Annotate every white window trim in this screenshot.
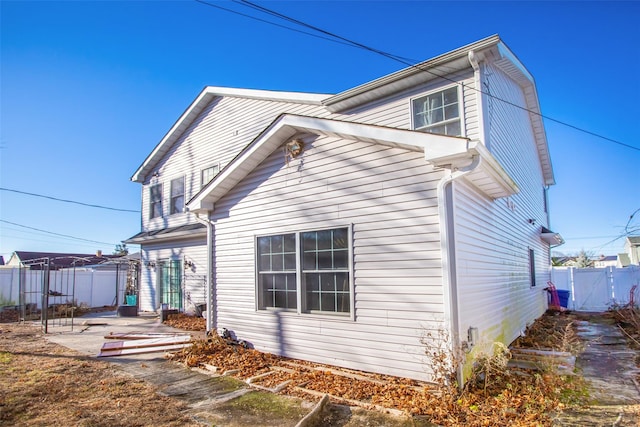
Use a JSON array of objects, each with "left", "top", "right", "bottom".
[
  {"left": 169, "top": 175, "right": 186, "bottom": 215},
  {"left": 410, "top": 84, "right": 464, "bottom": 137},
  {"left": 149, "top": 183, "right": 163, "bottom": 219},
  {"left": 201, "top": 163, "right": 220, "bottom": 188},
  {"left": 254, "top": 224, "right": 355, "bottom": 320}
]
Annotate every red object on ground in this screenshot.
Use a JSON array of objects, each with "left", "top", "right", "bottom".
[{"left": 546, "top": 281, "right": 562, "bottom": 310}]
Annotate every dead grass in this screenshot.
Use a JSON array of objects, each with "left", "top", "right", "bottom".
[{"left": 0, "top": 323, "right": 199, "bottom": 427}]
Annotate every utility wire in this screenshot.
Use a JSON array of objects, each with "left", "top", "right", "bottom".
[
  {"left": 205, "top": 0, "right": 639, "bottom": 153},
  {"left": 194, "top": 0, "right": 360, "bottom": 51},
  {"left": 0, "top": 187, "right": 140, "bottom": 213},
  {"left": 0, "top": 220, "right": 118, "bottom": 246}
]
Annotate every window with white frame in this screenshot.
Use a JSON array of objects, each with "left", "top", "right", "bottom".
[
  {"left": 170, "top": 176, "right": 185, "bottom": 215},
  {"left": 201, "top": 164, "right": 220, "bottom": 188},
  {"left": 149, "top": 184, "right": 163, "bottom": 219},
  {"left": 412, "top": 86, "right": 461, "bottom": 136},
  {"left": 257, "top": 227, "right": 351, "bottom": 314}
]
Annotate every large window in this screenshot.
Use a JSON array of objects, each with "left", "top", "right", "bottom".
[
  {"left": 412, "top": 86, "right": 461, "bottom": 136},
  {"left": 149, "top": 184, "right": 163, "bottom": 219},
  {"left": 257, "top": 227, "right": 351, "bottom": 314},
  {"left": 201, "top": 164, "right": 220, "bottom": 188},
  {"left": 170, "top": 177, "right": 185, "bottom": 214}
]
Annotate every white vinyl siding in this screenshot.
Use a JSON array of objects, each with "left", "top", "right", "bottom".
[
  {"left": 212, "top": 134, "right": 445, "bottom": 381},
  {"left": 452, "top": 62, "right": 550, "bottom": 354},
  {"left": 139, "top": 237, "right": 207, "bottom": 312},
  {"left": 140, "top": 97, "right": 331, "bottom": 232}
]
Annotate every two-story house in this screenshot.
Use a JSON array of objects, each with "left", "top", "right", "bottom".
[{"left": 126, "top": 35, "right": 561, "bottom": 383}]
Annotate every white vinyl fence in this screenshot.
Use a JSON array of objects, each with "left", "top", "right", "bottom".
[
  {"left": 550, "top": 266, "right": 640, "bottom": 311},
  {"left": 0, "top": 267, "right": 126, "bottom": 309}
]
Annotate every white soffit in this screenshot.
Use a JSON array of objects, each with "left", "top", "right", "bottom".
[{"left": 425, "top": 140, "right": 519, "bottom": 199}]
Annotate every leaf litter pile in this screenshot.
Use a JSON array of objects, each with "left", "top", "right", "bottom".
[{"left": 168, "top": 311, "right": 592, "bottom": 426}]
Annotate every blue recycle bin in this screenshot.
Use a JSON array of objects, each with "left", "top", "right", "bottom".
[
  {"left": 556, "top": 289, "right": 570, "bottom": 308},
  {"left": 125, "top": 295, "right": 137, "bottom": 306}
]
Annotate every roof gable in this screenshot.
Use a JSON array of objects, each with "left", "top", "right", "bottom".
[
  {"left": 130, "top": 87, "right": 331, "bottom": 183},
  {"left": 187, "top": 114, "right": 518, "bottom": 214}
]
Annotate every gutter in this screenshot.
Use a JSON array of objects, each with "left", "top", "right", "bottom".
[
  {"left": 194, "top": 212, "right": 216, "bottom": 333},
  {"left": 436, "top": 155, "right": 480, "bottom": 389}
]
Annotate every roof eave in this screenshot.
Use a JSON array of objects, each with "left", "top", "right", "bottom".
[{"left": 323, "top": 35, "right": 501, "bottom": 113}]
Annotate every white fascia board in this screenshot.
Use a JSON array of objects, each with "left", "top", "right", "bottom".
[
  {"left": 496, "top": 43, "right": 534, "bottom": 86},
  {"left": 324, "top": 35, "right": 501, "bottom": 113},
  {"left": 201, "top": 86, "right": 331, "bottom": 105},
  {"left": 187, "top": 115, "right": 469, "bottom": 212},
  {"left": 131, "top": 87, "right": 332, "bottom": 183}
]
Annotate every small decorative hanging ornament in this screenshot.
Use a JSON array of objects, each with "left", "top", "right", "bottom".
[{"left": 286, "top": 138, "right": 304, "bottom": 158}]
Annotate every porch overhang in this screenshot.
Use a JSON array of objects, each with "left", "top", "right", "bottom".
[{"left": 124, "top": 223, "right": 207, "bottom": 245}]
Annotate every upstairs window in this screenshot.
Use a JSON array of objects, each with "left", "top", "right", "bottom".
[
  {"left": 256, "top": 227, "right": 352, "bottom": 315},
  {"left": 149, "top": 184, "right": 163, "bottom": 219},
  {"left": 412, "top": 86, "right": 461, "bottom": 136},
  {"left": 201, "top": 164, "right": 220, "bottom": 188},
  {"left": 170, "top": 176, "right": 185, "bottom": 215}
]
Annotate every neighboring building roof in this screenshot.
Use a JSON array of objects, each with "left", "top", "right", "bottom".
[
  {"left": 627, "top": 236, "right": 640, "bottom": 245},
  {"left": 9, "top": 251, "right": 122, "bottom": 270},
  {"left": 597, "top": 255, "right": 618, "bottom": 262},
  {"left": 619, "top": 253, "right": 631, "bottom": 267},
  {"left": 125, "top": 223, "right": 206, "bottom": 244},
  {"left": 131, "top": 35, "right": 554, "bottom": 187}
]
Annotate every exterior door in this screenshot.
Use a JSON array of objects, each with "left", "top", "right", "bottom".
[{"left": 160, "top": 260, "right": 182, "bottom": 310}]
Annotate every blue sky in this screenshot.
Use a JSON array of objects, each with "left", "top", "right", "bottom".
[{"left": 1, "top": 0, "right": 639, "bottom": 260}]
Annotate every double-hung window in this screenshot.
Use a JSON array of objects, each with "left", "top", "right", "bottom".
[
  {"left": 149, "top": 184, "right": 163, "bottom": 219},
  {"left": 257, "top": 227, "right": 351, "bottom": 315},
  {"left": 412, "top": 86, "right": 461, "bottom": 136},
  {"left": 170, "top": 177, "right": 185, "bottom": 215},
  {"left": 257, "top": 234, "right": 298, "bottom": 309}
]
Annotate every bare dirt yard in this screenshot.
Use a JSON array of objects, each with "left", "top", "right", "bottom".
[
  {"left": 0, "top": 322, "right": 200, "bottom": 427},
  {"left": 1, "top": 309, "right": 639, "bottom": 426}
]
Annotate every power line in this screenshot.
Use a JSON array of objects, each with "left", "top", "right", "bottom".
[
  {"left": 0, "top": 220, "right": 118, "bottom": 246},
  {"left": 194, "top": 0, "right": 360, "bottom": 51},
  {"left": 202, "top": 0, "right": 639, "bottom": 153},
  {"left": 0, "top": 187, "right": 140, "bottom": 213}
]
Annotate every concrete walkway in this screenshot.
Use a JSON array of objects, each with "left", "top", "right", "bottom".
[{"left": 44, "top": 311, "right": 329, "bottom": 426}]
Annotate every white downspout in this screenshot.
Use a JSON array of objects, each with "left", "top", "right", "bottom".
[
  {"left": 437, "top": 155, "right": 480, "bottom": 388},
  {"left": 195, "top": 212, "right": 215, "bottom": 333}
]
